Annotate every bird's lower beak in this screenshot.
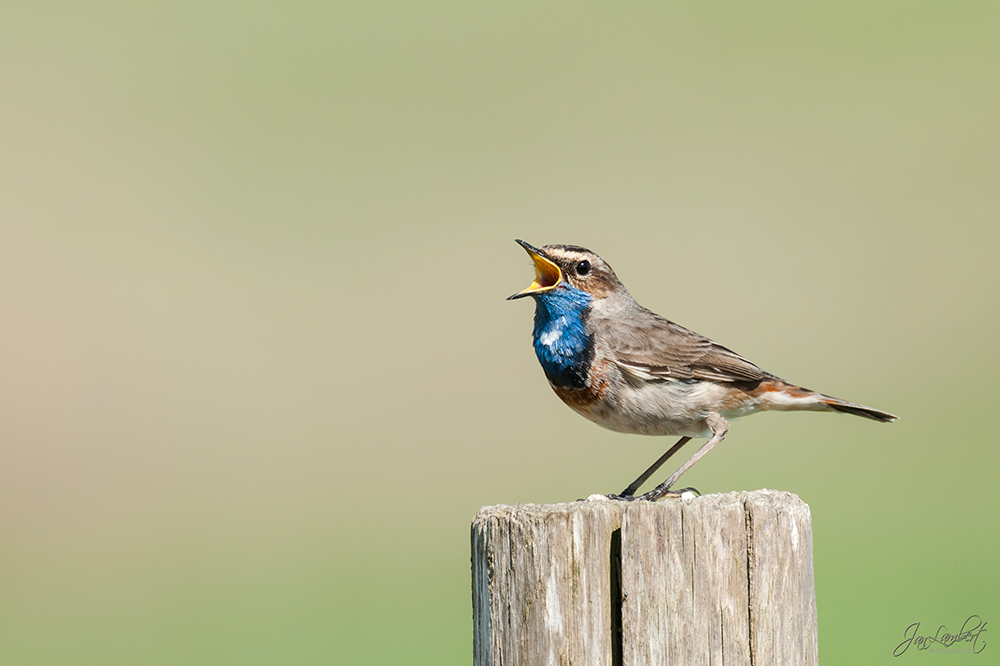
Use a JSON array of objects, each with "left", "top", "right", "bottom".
[{"left": 508, "top": 239, "right": 563, "bottom": 300}]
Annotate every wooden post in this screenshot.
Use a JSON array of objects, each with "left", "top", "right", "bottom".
[{"left": 471, "top": 490, "right": 818, "bottom": 666}]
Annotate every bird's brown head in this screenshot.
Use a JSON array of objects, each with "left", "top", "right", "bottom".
[{"left": 507, "top": 240, "right": 623, "bottom": 301}]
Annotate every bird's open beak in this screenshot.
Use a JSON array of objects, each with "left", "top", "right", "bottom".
[{"left": 507, "top": 239, "right": 563, "bottom": 300}]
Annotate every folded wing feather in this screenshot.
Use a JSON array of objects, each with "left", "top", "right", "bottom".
[{"left": 611, "top": 310, "right": 766, "bottom": 384}]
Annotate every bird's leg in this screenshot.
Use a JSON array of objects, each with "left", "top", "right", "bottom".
[
  {"left": 640, "top": 414, "right": 729, "bottom": 501},
  {"left": 615, "top": 436, "right": 691, "bottom": 498}
]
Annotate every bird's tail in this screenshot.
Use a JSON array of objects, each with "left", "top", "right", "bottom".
[
  {"left": 818, "top": 395, "right": 898, "bottom": 423},
  {"left": 757, "top": 379, "right": 898, "bottom": 423}
]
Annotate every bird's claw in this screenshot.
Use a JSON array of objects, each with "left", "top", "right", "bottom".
[
  {"left": 602, "top": 493, "right": 639, "bottom": 502},
  {"left": 583, "top": 486, "right": 701, "bottom": 502},
  {"left": 639, "top": 486, "right": 701, "bottom": 501}
]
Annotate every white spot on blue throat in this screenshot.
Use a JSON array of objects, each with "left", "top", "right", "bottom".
[{"left": 538, "top": 317, "right": 566, "bottom": 347}]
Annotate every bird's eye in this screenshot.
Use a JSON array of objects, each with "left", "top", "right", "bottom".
[{"left": 576, "top": 260, "right": 591, "bottom": 276}]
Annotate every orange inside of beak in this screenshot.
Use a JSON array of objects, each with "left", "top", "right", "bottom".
[{"left": 513, "top": 249, "right": 562, "bottom": 297}]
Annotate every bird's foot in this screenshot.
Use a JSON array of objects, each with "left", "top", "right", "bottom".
[
  {"left": 637, "top": 486, "right": 701, "bottom": 501},
  {"left": 587, "top": 487, "right": 701, "bottom": 502},
  {"left": 601, "top": 492, "right": 640, "bottom": 502}
]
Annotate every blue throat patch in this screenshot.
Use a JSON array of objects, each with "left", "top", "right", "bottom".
[{"left": 531, "top": 285, "right": 594, "bottom": 390}]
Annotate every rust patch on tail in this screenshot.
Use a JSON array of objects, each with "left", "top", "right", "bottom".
[
  {"left": 745, "top": 378, "right": 824, "bottom": 412},
  {"left": 748, "top": 379, "right": 817, "bottom": 398}
]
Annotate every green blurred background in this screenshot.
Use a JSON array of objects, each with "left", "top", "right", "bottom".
[{"left": 2, "top": 1, "right": 997, "bottom": 663}]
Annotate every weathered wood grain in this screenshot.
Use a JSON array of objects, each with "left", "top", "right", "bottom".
[
  {"left": 472, "top": 502, "right": 626, "bottom": 666},
  {"left": 472, "top": 490, "right": 818, "bottom": 666},
  {"left": 744, "top": 491, "right": 818, "bottom": 665},
  {"left": 620, "top": 493, "right": 751, "bottom": 665}
]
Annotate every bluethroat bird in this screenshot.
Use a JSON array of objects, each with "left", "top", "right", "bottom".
[{"left": 508, "top": 240, "right": 897, "bottom": 501}]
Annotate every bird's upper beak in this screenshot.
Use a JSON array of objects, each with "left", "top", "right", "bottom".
[{"left": 507, "top": 239, "right": 563, "bottom": 300}]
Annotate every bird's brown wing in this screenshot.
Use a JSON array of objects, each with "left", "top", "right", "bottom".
[{"left": 612, "top": 312, "right": 765, "bottom": 383}]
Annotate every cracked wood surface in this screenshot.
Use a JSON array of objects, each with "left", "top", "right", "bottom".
[{"left": 472, "top": 490, "right": 818, "bottom": 666}]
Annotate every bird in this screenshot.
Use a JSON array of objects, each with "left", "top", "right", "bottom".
[{"left": 507, "top": 239, "right": 897, "bottom": 501}]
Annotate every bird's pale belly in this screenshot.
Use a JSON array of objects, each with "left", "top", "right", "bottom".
[{"left": 551, "top": 361, "right": 762, "bottom": 439}]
